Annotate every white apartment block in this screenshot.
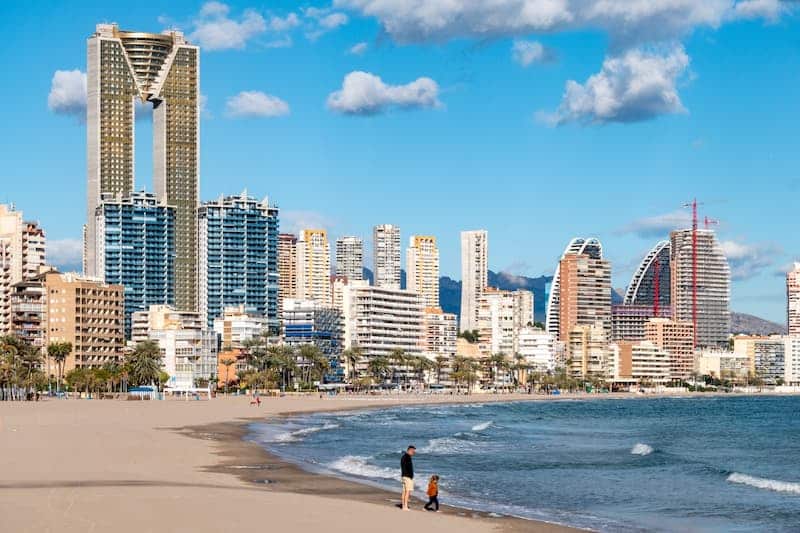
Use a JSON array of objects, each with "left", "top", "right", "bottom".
[
  {"left": 132, "top": 305, "right": 217, "bottom": 390},
  {"left": 422, "top": 307, "right": 457, "bottom": 360},
  {"left": 213, "top": 305, "right": 269, "bottom": 350},
  {"left": 788, "top": 263, "right": 800, "bottom": 336},
  {"left": 460, "top": 230, "right": 488, "bottom": 332},
  {"left": 609, "top": 341, "right": 671, "bottom": 385},
  {"left": 695, "top": 349, "right": 750, "bottom": 379},
  {"left": 517, "top": 327, "right": 556, "bottom": 372},
  {"left": 341, "top": 283, "right": 424, "bottom": 360},
  {"left": 335, "top": 236, "right": 363, "bottom": 281},
  {"left": 784, "top": 336, "right": 800, "bottom": 386},
  {"left": 297, "top": 229, "right": 331, "bottom": 306},
  {"left": 568, "top": 322, "right": 609, "bottom": 379},
  {"left": 406, "top": 235, "right": 440, "bottom": 308},
  {"left": 477, "top": 288, "right": 534, "bottom": 356},
  {"left": 373, "top": 224, "right": 401, "bottom": 289}
]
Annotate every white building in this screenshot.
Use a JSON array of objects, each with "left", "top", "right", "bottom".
[
  {"left": 213, "top": 305, "right": 269, "bottom": 350},
  {"left": 784, "top": 336, "right": 800, "bottom": 386},
  {"left": 297, "top": 229, "right": 331, "bottom": 306},
  {"left": 132, "top": 305, "right": 218, "bottom": 390},
  {"left": 788, "top": 263, "right": 800, "bottom": 336},
  {"left": 406, "top": 235, "right": 439, "bottom": 308},
  {"left": 372, "top": 224, "right": 401, "bottom": 289},
  {"left": 341, "top": 283, "right": 423, "bottom": 362},
  {"left": 477, "top": 288, "right": 534, "bottom": 356},
  {"left": 568, "top": 322, "right": 609, "bottom": 379},
  {"left": 0, "top": 205, "right": 46, "bottom": 333},
  {"left": 422, "top": 307, "right": 457, "bottom": 360},
  {"left": 695, "top": 349, "right": 750, "bottom": 380},
  {"left": 517, "top": 327, "right": 555, "bottom": 372},
  {"left": 460, "top": 230, "right": 488, "bottom": 333},
  {"left": 335, "top": 236, "right": 363, "bottom": 281}
]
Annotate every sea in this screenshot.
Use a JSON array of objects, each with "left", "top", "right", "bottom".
[{"left": 248, "top": 396, "right": 800, "bottom": 532}]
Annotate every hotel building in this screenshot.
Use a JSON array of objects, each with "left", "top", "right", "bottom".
[
  {"left": 335, "top": 236, "right": 363, "bottom": 282},
  {"left": 373, "top": 224, "right": 401, "bottom": 289},
  {"left": 277, "top": 233, "right": 298, "bottom": 312},
  {"left": 460, "top": 230, "right": 488, "bottom": 333},
  {"left": 644, "top": 318, "right": 695, "bottom": 381},
  {"left": 558, "top": 252, "right": 612, "bottom": 342},
  {"left": 546, "top": 238, "right": 603, "bottom": 339},
  {"left": 85, "top": 24, "right": 199, "bottom": 312},
  {"left": 406, "top": 235, "right": 440, "bottom": 308},
  {"left": 297, "top": 229, "right": 331, "bottom": 306}
]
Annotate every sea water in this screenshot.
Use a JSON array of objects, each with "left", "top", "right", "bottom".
[{"left": 249, "top": 396, "right": 800, "bottom": 532}]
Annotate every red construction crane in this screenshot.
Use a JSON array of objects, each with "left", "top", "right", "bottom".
[
  {"left": 682, "top": 199, "right": 703, "bottom": 347},
  {"left": 704, "top": 216, "right": 719, "bottom": 229}
]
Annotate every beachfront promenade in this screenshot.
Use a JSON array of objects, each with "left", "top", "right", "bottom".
[{"left": 0, "top": 395, "right": 577, "bottom": 533}]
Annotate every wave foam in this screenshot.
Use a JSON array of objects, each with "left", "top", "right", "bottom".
[
  {"left": 630, "top": 443, "right": 654, "bottom": 456},
  {"left": 328, "top": 455, "right": 397, "bottom": 479},
  {"left": 471, "top": 421, "right": 493, "bottom": 432},
  {"left": 727, "top": 473, "right": 800, "bottom": 495},
  {"left": 273, "top": 422, "right": 340, "bottom": 443}
]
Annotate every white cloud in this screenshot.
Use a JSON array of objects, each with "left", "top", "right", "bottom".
[
  {"left": 189, "top": 2, "right": 267, "bottom": 50},
  {"left": 539, "top": 46, "right": 690, "bottom": 125},
  {"left": 319, "top": 12, "right": 350, "bottom": 29},
  {"left": 348, "top": 42, "right": 369, "bottom": 55},
  {"left": 304, "top": 6, "right": 350, "bottom": 39},
  {"left": 225, "top": 91, "right": 290, "bottom": 118},
  {"left": 619, "top": 210, "right": 692, "bottom": 238},
  {"left": 334, "top": 0, "right": 789, "bottom": 45},
  {"left": 327, "top": 71, "right": 440, "bottom": 115},
  {"left": 281, "top": 211, "right": 337, "bottom": 235},
  {"left": 47, "top": 238, "right": 83, "bottom": 271},
  {"left": 512, "top": 39, "right": 554, "bottom": 66},
  {"left": 268, "top": 13, "right": 301, "bottom": 31},
  {"left": 720, "top": 240, "right": 782, "bottom": 280},
  {"left": 48, "top": 69, "right": 87, "bottom": 118}
]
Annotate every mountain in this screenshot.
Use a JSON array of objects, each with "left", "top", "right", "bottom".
[{"left": 731, "top": 312, "right": 786, "bottom": 336}]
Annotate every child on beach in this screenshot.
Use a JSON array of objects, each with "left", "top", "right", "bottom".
[{"left": 424, "top": 475, "right": 440, "bottom": 512}]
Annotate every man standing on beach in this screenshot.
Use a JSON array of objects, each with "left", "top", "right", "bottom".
[{"left": 400, "top": 445, "right": 416, "bottom": 510}]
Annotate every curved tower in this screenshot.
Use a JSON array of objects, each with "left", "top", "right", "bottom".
[
  {"left": 624, "top": 240, "right": 671, "bottom": 311},
  {"left": 545, "top": 237, "right": 603, "bottom": 338}
]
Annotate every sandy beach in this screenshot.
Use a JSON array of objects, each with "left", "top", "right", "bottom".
[{"left": 0, "top": 394, "right": 584, "bottom": 533}]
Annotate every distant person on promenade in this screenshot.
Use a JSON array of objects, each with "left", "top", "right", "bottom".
[
  {"left": 400, "top": 445, "right": 416, "bottom": 510},
  {"left": 424, "top": 475, "right": 440, "bottom": 512}
]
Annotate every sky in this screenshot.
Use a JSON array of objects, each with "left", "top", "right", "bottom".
[{"left": 0, "top": 0, "right": 797, "bottom": 323}]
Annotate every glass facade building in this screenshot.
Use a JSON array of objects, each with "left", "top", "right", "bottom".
[
  {"left": 198, "top": 192, "right": 279, "bottom": 330},
  {"left": 95, "top": 191, "right": 175, "bottom": 338}
]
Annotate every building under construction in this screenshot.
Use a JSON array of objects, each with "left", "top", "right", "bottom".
[{"left": 670, "top": 228, "right": 730, "bottom": 347}]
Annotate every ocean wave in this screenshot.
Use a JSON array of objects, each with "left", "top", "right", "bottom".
[
  {"left": 328, "top": 455, "right": 397, "bottom": 479},
  {"left": 630, "top": 443, "right": 654, "bottom": 456},
  {"left": 727, "top": 473, "right": 800, "bottom": 495},
  {"left": 273, "top": 423, "right": 340, "bottom": 443},
  {"left": 418, "top": 436, "right": 472, "bottom": 454},
  {"left": 471, "top": 421, "right": 493, "bottom": 432}
]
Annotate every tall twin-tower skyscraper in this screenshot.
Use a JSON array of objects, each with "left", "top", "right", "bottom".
[{"left": 84, "top": 23, "right": 199, "bottom": 311}]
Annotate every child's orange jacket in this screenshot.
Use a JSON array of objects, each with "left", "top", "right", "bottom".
[{"left": 427, "top": 480, "right": 438, "bottom": 497}]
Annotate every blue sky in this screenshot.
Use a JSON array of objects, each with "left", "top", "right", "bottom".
[{"left": 0, "top": 1, "right": 797, "bottom": 323}]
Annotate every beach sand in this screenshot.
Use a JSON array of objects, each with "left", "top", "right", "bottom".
[{"left": 0, "top": 395, "right": 584, "bottom": 532}]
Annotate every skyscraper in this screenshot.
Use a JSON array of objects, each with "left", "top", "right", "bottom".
[
  {"left": 624, "top": 240, "right": 671, "bottom": 311},
  {"left": 406, "top": 235, "right": 439, "bottom": 308},
  {"left": 86, "top": 23, "right": 199, "bottom": 311},
  {"left": 788, "top": 263, "right": 800, "bottom": 336},
  {"left": 278, "top": 233, "right": 298, "bottom": 312},
  {"left": 198, "top": 192, "right": 279, "bottom": 329},
  {"left": 297, "top": 229, "right": 331, "bottom": 305},
  {"left": 373, "top": 224, "right": 401, "bottom": 289},
  {"left": 558, "top": 252, "right": 612, "bottom": 342},
  {"left": 670, "top": 228, "right": 730, "bottom": 347},
  {"left": 95, "top": 191, "right": 175, "bottom": 338},
  {"left": 546, "top": 238, "right": 602, "bottom": 338},
  {"left": 460, "top": 230, "right": 488, "bottom": 333},
  {"left": 335, "top": 236, "right": 364, "bottom": 281}
]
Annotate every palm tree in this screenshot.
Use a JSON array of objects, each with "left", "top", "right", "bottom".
[
  {"left": 47, "top": 341, "right": 72, "bottom": 394},
  {"left": 451, "top": 356, "right": 478, "bottom": 394},
  {"left": 125, "top": 340, "right": 164, "bottom": 388},
  {"left": 434, "top": 356, "right": 448, "bottom": 385},
  {"left": 389, "top": 349, "right": 407, "bottom": 390},
  {"left": 342, "top": 347, "right": 363, "bottom": 384},
  {"left": 220, "top": 356, "right": 237, "bottom": 396},
  {"left": 367, "top": 356, "right": 390, "bottom": 388}
]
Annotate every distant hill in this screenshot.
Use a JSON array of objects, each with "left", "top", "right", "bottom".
[{"left": 731, "top": 312, "right": 786, "bottom": 336}]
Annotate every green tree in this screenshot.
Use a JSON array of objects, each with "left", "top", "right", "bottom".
[
  {"left": 125, "top": 340, "right": 164, "bottom": 388},
  {"left": 367, "top": 355, "right": 390, "bottom": 387},
  {"left": 220, "top": 355, "right": 237, "bottom": 395},
  {"left": 342, "top": 347, "right": 363, "bottom": 384},
  {"left": 47, "top": 341, "right": 72, "bottom": 393}
]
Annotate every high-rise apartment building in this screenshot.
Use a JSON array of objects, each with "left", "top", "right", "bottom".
[
  {"left": 422, "top": 307, "right": 457, "bottom": 360},
  {"left": 86, "top": 24, "right": 199, "bottom": 312},
  {"left": 567, "top": 322, "right": 610, "bottom": 379},
  {"left": 21, "top": 222, "right": 46, "bottom": 282},
  {"left": 335, "top": 236, "right": 364, "bottom": 282},
  {"left": 45, "top": 272, "right": 124, "bottom": 372},
  {"left": 546, "top": 238, "right": 602, "bottom": 338},
  {"left": 644, "top": 317, "right": 695, "bottom": 380},
  {"left": 10, "top": 268, "right": 55, "bottom": 365},
  {"left": 670, "top": 228, "right": 730, "bottom": 347},
  {"left": 297, "top": 229, "right": 331, "bottom": 306},
  {"left": 373, "top": 224, "right": 401, "bottom": 289},
  {"left": 517, "top": 327, "right": 556, "bottom": 372},
  {"left": 460, "top": 230, "right": 488, "bottom": 333},
  {"left": 624, "top": 240, "right": 671, "bottom": 310},
  {"left": 788, "top": 263, "right": 800, "bottom": 336},
  {"left": 198, "top": 192, "right": 279, "bottom": 329},
  {"left": 278, "top": 233, "right": 298, "bottom": 313},
  {"left": 558, "top": 253, "right": 612, "bottom": 342},
  {"left": 282, "top": 298, "right": 344, "bottom": 383},
  {"left": 406, "top": 235, "right": 439, "bottom": 308},
  {"left": 95, "top": 191, "right": 175, "bottom": 338},
  {"left": 477, "top": 288, "right": 534, "bottom": 356}
]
